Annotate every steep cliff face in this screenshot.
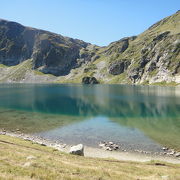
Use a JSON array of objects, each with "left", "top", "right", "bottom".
[
  {"left": 0, "top": 11, "right": 179, "bottom": 85},
  {"left": 0, "top": 19, "right": 89, "bottom": 76}
]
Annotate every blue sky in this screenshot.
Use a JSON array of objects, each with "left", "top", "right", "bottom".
[{"left": 0, "top": 0, "right": 179, "bottom": 46}]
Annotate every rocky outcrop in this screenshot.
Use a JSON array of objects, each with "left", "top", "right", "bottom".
[
  {"left": 104, "top": 36, "right": 137, "bottom": 55},
  {"left": 82, "top": 76, "right": 99, "bottom": 84},
  {"left": 109, "top": 60, "right": 131, "bottom": 75},
  {"left": 0, "top": 20, "right": 33, "bottom": 66},
  {"left": 76, "top": 45, "right": 99, "bottom": 67},
  {"left": 69, "top": 144, "right": 84, "bottom": 156},
  {"left": 0, "top": 19, "right": 89, "bottom": 76}
]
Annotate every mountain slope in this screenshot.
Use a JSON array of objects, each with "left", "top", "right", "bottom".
[
  {"left": 0, "top": 19, "right": 89, "bottom": 77},
  {"left": 0, "top": 11, "right": 180, "bottom": 85},
  {"left": 59, "top": 11, "right": 180, "bottom": 85}
]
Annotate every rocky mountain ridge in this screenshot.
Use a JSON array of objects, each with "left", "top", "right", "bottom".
[
  {"left": 0, "top": 18, "right": 89, "bottom": 76},
  {"left": 0, "top": 11, "right": 179, "bottom": 85}
]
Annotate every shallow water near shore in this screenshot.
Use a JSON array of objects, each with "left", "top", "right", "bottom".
[{"left": 0, "top": 83, "right": 180, "bottom": 152}]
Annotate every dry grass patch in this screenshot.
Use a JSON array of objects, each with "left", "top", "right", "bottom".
[{"left": 0, "top": 135, "right": 180, "bottom": 180}]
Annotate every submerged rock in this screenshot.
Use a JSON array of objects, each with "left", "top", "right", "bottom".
[{"left": 69, "top": 144, "right": 84, "bottom": 156}]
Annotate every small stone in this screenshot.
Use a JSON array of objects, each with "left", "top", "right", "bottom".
[
  {"left": 169, "top": 151, "right": 175, "bottom": 155},
  {"left": 162, "top": 147, "right": 168, "bottom": 150},
  {"left": 24, "top": 137, "right": 31, "bottom": 141},
  {"left": 23, "top": 162, "right": 32, "bottom": 167},
  {"left": 40, "top": 143, "right": 46, "bottom": 146},
  {"left": 112, "top": 144, "right": 119, "bottom": 150},
  {"left": 0, "top": 132, "right": 6, "bottom": 135},
  {"left": 105, "top": 147, "right": 112, "bottom": 151},
  {"left": 26, "top": 155, "right": 36, "bottom": 160},
  {"left": 161, "top": 175, "right": 169, "bottom": 180},
  {"left": 62, "top": 144, "right": 66, "bottom": 148},
  {"left": 99, "top": 143, "right": 105, "bottom": 148},
  {"left": 175, "top": 152, "right": 180, "bottom": 157},
  {"left": 109, "top": 142, "right": 114, "bottom": 145}
]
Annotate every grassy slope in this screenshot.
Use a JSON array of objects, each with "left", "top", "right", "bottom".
[
  {"left": 0, "top": 60, "right": 54, "bottom": 83},
  {"left": 0, "top": 135, "right": 180, "bottom": 180},
  {"left": 58, "top": 11, "right": 180, "bottom": 85}
]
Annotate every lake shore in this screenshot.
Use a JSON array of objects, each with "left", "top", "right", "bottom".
[
  {"left": 1, "top": 129, "right": 180, "bottom": 164},
  {"left": 1, "top": 133, "right": 180, "bottom": 180}
]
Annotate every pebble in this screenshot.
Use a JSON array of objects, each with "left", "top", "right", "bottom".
[
  {"left": 105, "top": 147, "right": 112, "bottom": 151},
  {"left": 26, "top": 155, "right": 36, "bottom": 160},
  {"left": 99, "top": 143, "right": 105, "bottom": 148},
  {"left": 24, "top": 137, "right": 31, "bottom": 141},
  {"left": 161, "top": 175, "right": 169, "bottom": 180},
  {"left": 99, "top": 141, "right": 120, "bottom": 151},
  {"left": 62, "top": 144, "right": 66, "bottom": 148},
  {"left": 169, "top": 151, "right": 175, "bottom": 155},
  {"left": 175, "top": 152, "right": 180, "bottom": 157},
  {"left": 0, "top": 132, "right": 6, "bottom": 135},
  {"left": 23, "top": 162, "right": 32, "bottom": 167}
]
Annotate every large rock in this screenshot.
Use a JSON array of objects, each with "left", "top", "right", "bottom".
[
  {"left": 82, "top": 76, "right": 99, "bottom": 84},
  {"left": 152, "top": 31, "right": 170, "bottom": 42},
  {"left": 128, "top": 68, "right": 144, "bottom": 83},
  {"left": 69, "top": 144, "right": 84, "bottom": 156},
  {"left": 109, "top": 60, "right": 131, "bottom": 75}
]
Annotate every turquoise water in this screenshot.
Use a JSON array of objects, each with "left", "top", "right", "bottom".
[{"left": 0, "top": 84, "right": 180, "bottom": 151}]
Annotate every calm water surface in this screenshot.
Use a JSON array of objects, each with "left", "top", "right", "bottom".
[{"left": 0, "top": 84, "right": 179, "bottom": 152}]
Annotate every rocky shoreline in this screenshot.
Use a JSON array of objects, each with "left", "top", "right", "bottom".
[
  {"left": 98, "top": 141, "right": 180, "bottom": 157},
  {"left": 0, "top": 129, "right": 180, "bottom": 163}
]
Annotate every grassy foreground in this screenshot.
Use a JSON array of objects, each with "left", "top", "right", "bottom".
[{"left": 0, "top": 135, "right": 180, "bottom": 180}]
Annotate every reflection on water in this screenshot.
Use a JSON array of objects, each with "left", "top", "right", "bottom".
[{"left": 0, "top": 84, "right": 179, "bottom": 150}]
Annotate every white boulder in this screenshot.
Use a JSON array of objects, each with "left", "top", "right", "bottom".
[{"left": 69, "top": 144, "right": 84, "bottom": 156}]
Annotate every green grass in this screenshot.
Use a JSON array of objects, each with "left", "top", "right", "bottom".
[
  {"left": 33, "top": 70, "right": 45, "bottom": 76},
  {"left": 33, "top": 70, "right": 55, "bottom": 77},
  {"left": 0, "top": 59, "right": 33, "bottom": 82},
  {"left": 151, "top": 81, "right": 179, "bottom": 86},
  {"left": 108, "top": 73, "right": 130, "bottom": 84},
  {"left": 0, "top": 135, "right": 180, "bottom": 180},
  {"left": 0, "top": 64, "right": 8, "bottom": 68}
]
